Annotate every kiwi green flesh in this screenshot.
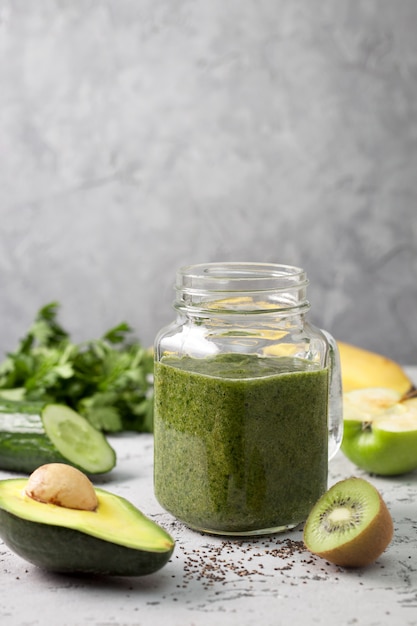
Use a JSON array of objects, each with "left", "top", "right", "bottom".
[{"left": 303, "top": 478, "right": 380, "bottom": 552}]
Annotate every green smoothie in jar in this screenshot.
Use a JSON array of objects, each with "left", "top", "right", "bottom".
[
  {"left": 154, "top": 353, "right": 329, "bottom": 535},
  {"left": 153, "top": 262, "right": 343, "bottom": 536}
]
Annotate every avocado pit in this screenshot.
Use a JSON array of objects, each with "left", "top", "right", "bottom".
[{"left": 25, "top": 463, "right": 98, "bottom": 511}]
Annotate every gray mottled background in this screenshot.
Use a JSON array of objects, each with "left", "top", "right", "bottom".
[{"left": 0, "top": 0, "right": 416, "bottom": 363}]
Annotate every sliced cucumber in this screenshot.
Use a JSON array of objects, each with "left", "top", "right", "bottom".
[
  {"left": 0, "top": 401, "right": 116, "bottom": 474},
  {"left": 42, "top": 404, "right": 116, "bottom": 474}
]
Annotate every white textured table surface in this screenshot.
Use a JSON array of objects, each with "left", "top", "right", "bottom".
[{"left": 1, "top": 368, "right": 417, "bottom": 626}]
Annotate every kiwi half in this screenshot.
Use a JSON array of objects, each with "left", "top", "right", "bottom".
[{"left": 303, "top": 477, "right": 393, "bottom": 567}]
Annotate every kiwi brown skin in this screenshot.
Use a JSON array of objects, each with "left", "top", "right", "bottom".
[{"left": 303, "top": 477, "right": 394, "bottom": 568}]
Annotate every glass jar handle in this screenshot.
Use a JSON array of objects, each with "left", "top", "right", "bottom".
[{"left": 321, "top": 330, "right": 343, "bottom": 460}]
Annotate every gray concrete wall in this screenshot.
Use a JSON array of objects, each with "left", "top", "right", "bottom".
[{"left": 1, "top": 1, "right": 416, "bottom": 363}]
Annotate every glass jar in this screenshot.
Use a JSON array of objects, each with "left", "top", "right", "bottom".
[{"left": 153, "top": 262, "right": 343, "bottom": 536}]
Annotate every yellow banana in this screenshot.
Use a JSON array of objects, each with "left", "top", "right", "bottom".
[{"left": 337, "top": 341, "right": 412, "bottom": 394}]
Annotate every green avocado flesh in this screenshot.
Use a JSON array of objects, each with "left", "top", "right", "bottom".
[{"left": 0, "top": 479, "right": 175, "bottom": 576}]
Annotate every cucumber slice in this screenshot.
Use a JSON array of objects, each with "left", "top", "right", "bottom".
[{"left": 41, "top": 404, "right": 116, "bottom": 474}]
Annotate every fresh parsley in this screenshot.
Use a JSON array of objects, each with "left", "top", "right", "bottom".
[{"left": 0, "top": 303, "right": 154, "bottom": 433}]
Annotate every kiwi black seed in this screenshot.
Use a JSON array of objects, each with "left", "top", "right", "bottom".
[{"left": 303, "top": 477, "right": 394, "bottom": 567}]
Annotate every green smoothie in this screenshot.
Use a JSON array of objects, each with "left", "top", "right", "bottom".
[{"left": 154, "top": 353, "right": 329, "bottom": 535}]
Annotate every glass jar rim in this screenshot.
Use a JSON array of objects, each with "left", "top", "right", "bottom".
[
  {"left": 176, "top": 262, "right": 309, "bottom": 293},
  {"left": 174, "top": 262, "right": 310, "bottom": 314}
]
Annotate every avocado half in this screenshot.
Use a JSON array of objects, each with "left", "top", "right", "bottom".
[{"left": 0, "top": 478, "right": 175, "bottom": 576}]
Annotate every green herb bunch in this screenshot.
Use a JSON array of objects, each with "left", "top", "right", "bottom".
[{"left": 0, "top": 303, "right": 154, "bottom": 433}]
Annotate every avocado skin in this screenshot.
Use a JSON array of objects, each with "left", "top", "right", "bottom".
[{"left": 0, "top": 509, "right": 174, "bottom": 576}]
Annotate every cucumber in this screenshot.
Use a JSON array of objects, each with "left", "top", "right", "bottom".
[{"left": 0, "top": 401, "right": 116, "bottom": 474}]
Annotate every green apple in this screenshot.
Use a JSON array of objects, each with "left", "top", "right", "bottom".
[{"left": 341, "top": 387, "right": 417, "bottom": 476}]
